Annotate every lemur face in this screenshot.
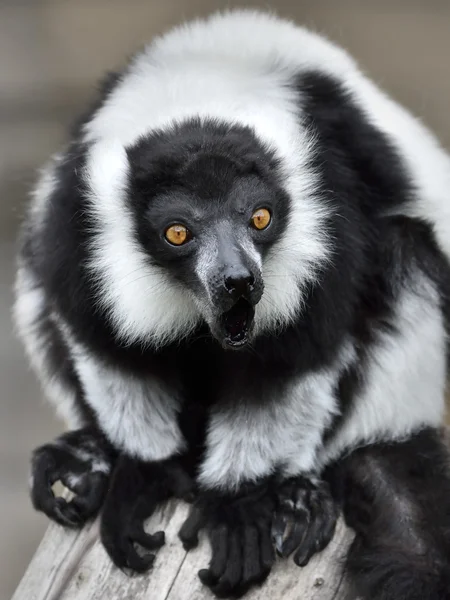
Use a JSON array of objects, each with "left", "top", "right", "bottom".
[{"left": 126, "top": 120, "right": 290, "bottom": 348}]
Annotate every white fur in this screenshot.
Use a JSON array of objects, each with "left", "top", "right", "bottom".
[
  {"left": 83, "top": 141, "right": 201, "bottom": 347},
  {"left": 82, "top": 11, "right": 332, "bottom": 345},
  {"left": 53, "top": 439, "right": 111, "bottom": 475},
  {"left": 12, "top": 264, "right": 83, "bottom": 427},
  {"left": 19, "top": 10, "right": 450, "bottom": 476},
  {"left": 79, "top": 9, "right": 450, "bottom": 346},
  {"left": 155, "top": 9, "right": 450, "bottom": 264},
  {"left": 321, "top": 275, "right": 447, "bottom": 466},
  {"left": 71, "top": 448, "right": 111, "bottom": 475},
  {"left": 337, "top": 68, "right": 450, "bottom": 261},
  {"left": 199, "top": 343, "right": 355, "bottom": 491},
  {"left": 65, "top": 473, "right": 84, "bottom": 489},
  {"left": 28, "top": 157, "right": 60, "bottom": 226},
  {"left": 24, "top": 9, "right": 450, "bottom": 347},
  {"left": 58, "top": 327, "right": 186, "bottom": 461}
]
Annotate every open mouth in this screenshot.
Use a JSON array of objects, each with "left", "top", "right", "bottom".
[{"left": 220, "top": 297, "right": 255, "bottom": 348}]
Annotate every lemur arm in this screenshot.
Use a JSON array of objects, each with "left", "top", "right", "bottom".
[
  {"left": 178, "top": 361, "right": 348, "bottom": 598},
  {"left": 31, "top": 341, "right": 195, "bottom": 572}
]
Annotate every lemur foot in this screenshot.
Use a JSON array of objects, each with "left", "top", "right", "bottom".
[
  {"left": 30, "top": 427, "right": 114, "bottom": 528},
  {"left": 179, "top": 481, "right": 275, "bottom": 598},
  {"left": 271, "top": 476, "right": 338, "bottom": 567},
  {"left": 101, "top": 456, "right": 196, "bottom": 573}
]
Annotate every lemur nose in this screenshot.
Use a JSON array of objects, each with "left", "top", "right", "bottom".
[{"left": 224, "top": 269, "right": 255, "bottom": 298}]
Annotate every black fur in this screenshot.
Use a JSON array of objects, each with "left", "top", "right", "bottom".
[
  {"left": 271, "top": 476, "right": 338, "bottom": 566},
  {"left": 326, "top": 428, "right": 450, "bottom": 600},
  {"left": 101, "top": 456, "right": 195, "bottom": 573},
  {"left": 19, "top": 39, "right": 450, "bottom": 600},
  {"left": 179, "top": 479, "right": 276, "bottom": 598},
  {"left": 31, "top": 427, "right": 115, "bottom": 527},
  {"left": 295, "top": 71, "right": 450, "bottom": 446}
]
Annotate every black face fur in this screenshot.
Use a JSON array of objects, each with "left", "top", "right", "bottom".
[{"left": 126, "top": 120, "right": 291, "bottom": 348}]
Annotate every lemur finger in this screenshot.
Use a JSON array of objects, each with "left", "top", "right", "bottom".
[
  {"left": 241, "top": 526, "right": 260, "bottom": 585},
  {"left": 30, "top": 459, "right": 57, "bottom": 514},
  {"left": 208, "top": 530, "right": 242, "bottom": 598},
  {"left": 315, "top": 500, "right": 338, "bottom": 553},
  {"left": 259, "top": 523, "right": 276, "bottom": 572},
  {"left": 277, "top": 517, "right": 309, "bottom": 558},
  {"left": 101, "top": 516, "right": 158, "bottom": 574},
  {"left": 49, "top": 497, "right": 86, "bottom": 527},
  {"left": 271, "top": 512, "right": 287, "bottom": 555},
  {"left": 178, "top": 505, "right": 205, "bottom": 550},
  {"left": 57, "top": 497, "right": 94, "bottom": 527},
  {"left": 292, "top": 509, "right": 323, "bottom": 567},
  {"left": 112, "top": 538, "right": 156, "bottom": 574},
  {"left": 126, "top": 550, "right": 156, "bottom": 574},
  {"left": 272, "top": 507, "right": 309, "bottom": 557},
  {"left": 241, "top": 524, "right": 272, "bottom": 592},
  {"left": 132, "top": 528, "right": 165, "bottom": 551},
  {"left": 306, "top": 484, "right": 338, "bottom": 552},
  {"left": 198, "top": 524, "right": 229, "bottom": 585}
]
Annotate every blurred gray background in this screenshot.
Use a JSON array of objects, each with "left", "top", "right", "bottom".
[{"left": 1, "top": 0, "right": 450, "bottom": 598}]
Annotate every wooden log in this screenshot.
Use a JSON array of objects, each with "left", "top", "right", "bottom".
[{"left": 11, "top": 500, "right": 356, "bottom": 600}]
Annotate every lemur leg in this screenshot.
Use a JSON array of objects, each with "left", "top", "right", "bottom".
[
  {"left": 327, "top": 428, "right": 450, "bottom": 600},
  {"left": 31, "top": 427, "right": 115, "bottom": 528}
]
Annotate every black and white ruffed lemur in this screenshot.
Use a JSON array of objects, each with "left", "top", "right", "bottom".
[{"left": 13, "top": 9, "right": 450, "bottom": 600}]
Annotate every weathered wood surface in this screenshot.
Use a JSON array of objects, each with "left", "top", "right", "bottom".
[{"left": 12, "top": 500, "right": 356, "bottom": 600}]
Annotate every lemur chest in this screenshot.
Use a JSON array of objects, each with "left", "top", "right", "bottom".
[{"left": 178, "top": 336, "right": 297, "bottom": 408}]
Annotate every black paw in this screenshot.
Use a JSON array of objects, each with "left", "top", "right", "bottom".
[
  {"left": 30, "top": 427, "right": 114, "bottom": 528},
  {"left": 100, "top": 456, "right": 195, "bottom": 573},
  {"left": 179, "top": 482, "right": 276, "bottom": 598},
  {"left": 272, "top": 476, "right": 338, "bottom": 567}
]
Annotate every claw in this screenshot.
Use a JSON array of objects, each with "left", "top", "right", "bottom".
[
  {"left": 273, "top": 532, "right": 285, "bottom": 556},
  {"left": 271, "top": 513, "right": 288, "bottom": 555},
  {"left": 273, "top": 476, "right": 338, "bottom": 566},
  {"left": 272, "top": 501, "right": 310, "bottom": 558},
  {"left": 272, "top": 515, "right": 308, "bottom": 557}
]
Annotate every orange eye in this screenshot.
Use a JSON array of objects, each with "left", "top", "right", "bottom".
[
  {"left": 165, "top": 224, "right": 191, "bottom": 246},
  {"left": 251, "top": 208, "right": 271, "bottom": 231}
]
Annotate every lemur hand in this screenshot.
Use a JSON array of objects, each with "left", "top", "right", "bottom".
[
  {"left": 30, "top": 427, "right": 114, "bottom": 528},
  {"left": 271, "top": 475, "right": 338, "bottom": 566},
  {"left": 101, "top": 456, "right": 196, "bottom": 573},
  {"left": 179, "top": 480, "right": 276, "bottom": 598}
]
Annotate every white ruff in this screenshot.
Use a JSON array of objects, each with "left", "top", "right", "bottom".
[
  {"left": 199, "top": 343, "right": 355, "bottom": 491},
  {"left": 12, "top": 264, "right": 82, "bottom": 427},
  {"left": 80, "top": 9, "right": 450, "bottom": 346},
  {"left": 321, "top": 275, "right": 447, "bottom": 466}
]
